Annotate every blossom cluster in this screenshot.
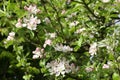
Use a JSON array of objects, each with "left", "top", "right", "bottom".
[
  {"left": 43, "top": 33, "right": 56, "bottom": 48},
  {"left": 69, "top": 21, "right": 79, "bottom": 28},
  {"left": 15, "top": 5, "right": 41, "bottom": 30},
  {"left": 46, "top": 58, "right": 79, "bottom": 76},
  {"left": 6, "top": 32, "right": 15, "bottom": 41},
  {"left": 1, "top": 0, "right": 120, "bottom": 79},
  {"left": 89, "top": 42, "right": 97, "bottom": 56},
  {"left": 32, "top": 47, "right": 44, "bottom": 59},
  {"left": 85, "top": 66, "right": 94, "bottom": 72},
  {"left": 85, "top": 63, "right": 110, "bottom": 73},
  {"left": 22, "top": 15, "right": 41, "bottom": 30},
  {"left": 24, "top": 4, "right": 40, "bottom": 14},
  {"left": 43, "top": 17, "right": 51, "bottom": 24},
  {"left": 75, "top": 28, "right": 86, "bottom": 34},
  {"left": 102, "top": 64, "right": 110, "bottom": 69},
  {"left": 43, "top": 39, "right": 52, "bottom": 48},
  {"left": 54, "top": 44, "right": 73, "bottom": 52},
  {"left": 4, "top": 32, "right": 15, "bottom": 44},
  {"left": 45, "top": 33, "right": 56, "bottom": 39}
]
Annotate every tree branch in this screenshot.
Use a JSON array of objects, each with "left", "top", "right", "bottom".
[
  {"left": 48, "top": 1, "right": 64, "bottom": 33},
  {"left": 81, "top": 0, "right": 100, "bottom": 19},
  {"left": 40, "top": 0, "right": 62, "bottom": 36}
]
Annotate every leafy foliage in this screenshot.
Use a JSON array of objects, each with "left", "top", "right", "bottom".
[{"left": 0, "top": 0, "right": 120, "bottom": 80}]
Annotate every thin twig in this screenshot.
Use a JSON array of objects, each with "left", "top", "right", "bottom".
[
  {"left": 25, "top": 38, "right": 39, "bottom": 47},
  {"left": 81, "top": 0, "right": 99, "bottom": 19},
  {"left": 48, "top": 1, "right": 64, "bottom": 33},
  {"left": 40, "top": 0, "right": 60, "bottom": 35}
]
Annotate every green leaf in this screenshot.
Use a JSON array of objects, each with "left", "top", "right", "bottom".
[
  {"left": 73, "top": 36, "right": 83, "bottom": 51},
  {"left": 66, "top": 78, "right": 75, "bottom": 80},
  {"left": 41, "top": 68, "right": 47, "bottom": 73},
  {"left": 4, "top": 40, "right": 14, "bottom": 49},
  {"left": 39, "top": 59, "right": 46, "bottom": 67},
  {"left": 0, "top": 10, "right": 6, "bottom": 17},
  {"left": 108, "top": 53, "right": 114, "bottom": 60},
  {"left": 112, "top": 73, "right": 120, "bottom": 80},
  {"left": 30, "top": 30, "right": 34, "bottom": 39},
  {"left": 74, "top": 46, "right": 80, "bottom": 52},
  {"left": 117, "top": 56, "right": 120, "bottom": 62},
  {"left": 70, "top": 54, "right": 76, "bottom": 62},
  {"left": 23, "top": 74, "right": 32, "bottom": 80},
  {"left": 28, "top": 66, "right": 40, "bottom": 74},
  {"left": 76, "top": 36, "right": 83, "bottom": 46}
]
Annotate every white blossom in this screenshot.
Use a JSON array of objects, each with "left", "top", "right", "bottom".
[
  {"left": 9, "top": 32, "right": 15, "bottom": 37},
  {"left": 89, "top": 42, "right": 97, "bottom": 56},
  {"left": 75, "top": 28, "right": 86, "bottom": 34},
  {"left": 43, "top": 39, "right": 52, "bottom": 48},
  {"left": 46, "top": 33, "right": 56, "bottom": 39},
  {"left": 23, "top": 15, "right": 41, "bottom": 30},
  {"left": 46, "top": 58, "right": 78, "bottom": 76},
  {"left": 43, "top": 17, "right": 50, "bottom": 24},
  {"left": 85, "top": 66, "right": 94, "bottom": 72},
  {"left": 102, "top": 64, "right": 110, "bottom": 69},
  {"left": 4, "top": 32, "right": 15, "bottom": 44},
  {"left": 46, "top": 59, "right": 66, "bottom": 76},
  {"left": 61, "top": 10, "right": 66, "bottom": 14},
  {"left": 16, "top": 15, "right": 41, "bottom": 30},
  {"left": 16, "top": 5, "right": 41, "bottom": 30},
  {"left": 71, "top": 12, "right": 77, "bottom": 17},
  {"left": 15, "top": 19, "right": 22, "bottom": 28},
  {"left": 54, "top": 44, "right": 73, "bottom": 52},
  {"left": 7, "top": 32, "right": 15, "bottom": 41},
  {"left": 69, "top": 21, "right": 79, "bottom": 28},
  {"left": 32, "top": 47, "right": 44, "bottom": 59},
  {"left": 24, "top": 5, "right": 40, "bottom": 14},
  {"left": 102, "top": 0, "right": 110, "bottom": 3},
  {"left": 49, "top": 33, "right": 56, "bottom": 38},
  {"left": 70, "top": 63, "right": 79, "bottom": 73}
]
